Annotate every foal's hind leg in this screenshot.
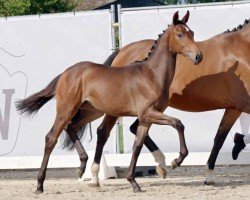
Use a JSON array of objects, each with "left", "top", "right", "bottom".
[
  {"left": 205, "top": 109, "right": 241, "bottom": 185},
  {"left": 36, "top": 109, "right": 78, "bottom": 193},
  {"left": 130, "top": 119, "right": 167, "bottom": 178}
]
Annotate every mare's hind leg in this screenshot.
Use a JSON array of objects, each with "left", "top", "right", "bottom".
[
  {"left": 205, "top": 109, "right": 241, "bottom": 185},
  {"left": 88, "top": 115, "right": 118, "bottom": 187},
  {"left": 36, "top": 106, "right": 79, "bottom": 193},
  {"left": 130, "top": 119, "right": 167, "bottom": 178},
  {"left": 66, "top": 106, "right": 104, "bottom": 179}
]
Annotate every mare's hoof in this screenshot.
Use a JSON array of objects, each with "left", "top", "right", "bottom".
[
  {"left": 76, "top": 168, "right": 84, "bottom": 179},
  {"left": 171, "top": 159, "right": 178, "bottom": 169},
  {"left": 156, "top": 165, "right": 167, "bottom": 179},
  {"left": 204, "top": 180, "right": 215, "bottom": 185},
  {"left": 87, "top": 182, "right": 100, "bottom": 188},
  {"left": 133, "top": 187, "right": 142, "bottom": 193},
  {"left": 35, "top": 189, "right": 43, "bottom": 194}
]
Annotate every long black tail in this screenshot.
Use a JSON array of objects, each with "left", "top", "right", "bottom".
[
  {"left": 62, "top": 49, "right": 120, "bottom": 150},
  {"left": 16, "top": 74, "right": 61, "bottom": 116}
]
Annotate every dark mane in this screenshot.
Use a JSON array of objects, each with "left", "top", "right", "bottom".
[
  {"left": 224, "top": 18, "right": 250, "bottom": 33},
  {"left": 134, "top": 20, "right": 185, "bottom": 63},
  {"left": 134, "top": 31, "right": 164, "bottom": 63},
  {"left": 134, "top": 21, "right": 185, "bottom": 64}
]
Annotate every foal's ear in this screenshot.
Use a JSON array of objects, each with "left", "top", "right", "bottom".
[
  {"left": 181, "top": 10, "right": 190, "bottom": 24},
  {"left": 173, "top": 11, "right": 179, "bottom": 25}
]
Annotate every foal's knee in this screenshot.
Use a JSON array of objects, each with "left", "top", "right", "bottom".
[{"left": 174, "top": 119, "right": 185, "bottom": 132}]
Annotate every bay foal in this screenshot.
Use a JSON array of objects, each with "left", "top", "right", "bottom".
[{"left": 17, "top": 11, "right": 202, "bottom": 192}]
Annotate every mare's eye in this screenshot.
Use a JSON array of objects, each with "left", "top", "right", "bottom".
[{"left": 177, "top": 33, "right": 183, "bottom": 38}]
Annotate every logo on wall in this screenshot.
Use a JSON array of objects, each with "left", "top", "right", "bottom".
[{"left": 0, "top": 46, "right": 27, "bottom": 156}]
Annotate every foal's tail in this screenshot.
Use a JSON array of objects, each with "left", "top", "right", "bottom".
[{"left": 16, "top": 74, "right": 61, "bottom": 116}]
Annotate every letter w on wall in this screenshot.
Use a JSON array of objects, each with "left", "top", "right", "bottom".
[{"left": 0, "top": 89, "right": 15, "bottom": 140}]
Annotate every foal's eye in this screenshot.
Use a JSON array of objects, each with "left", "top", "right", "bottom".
[{"left": 177, "top": 33, "right": 183, "bottom": 38}]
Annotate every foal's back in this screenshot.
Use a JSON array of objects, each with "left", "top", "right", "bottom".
[{"left": 58, "top": 61, "right": 155, "bottom": 116}]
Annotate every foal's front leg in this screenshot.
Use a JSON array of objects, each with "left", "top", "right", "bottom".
[
  {"left": 142, "top": 108, "right": 189, "bottom": 168},
  {"left": 130, "top": 119, "right": 167, "bottom": 178},
  {"left": 127, "top": 123, "right": 149, "bottom": 192}
]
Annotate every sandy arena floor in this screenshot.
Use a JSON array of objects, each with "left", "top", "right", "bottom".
[{"left": 0, "top": 166, "right": 249, "bottom": 200}]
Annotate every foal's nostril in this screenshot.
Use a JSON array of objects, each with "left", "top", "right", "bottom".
[{"left": 195, "top": 54, "right": 202, "bottom": 63}]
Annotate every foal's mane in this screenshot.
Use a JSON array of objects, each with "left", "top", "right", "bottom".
[
  {"left": 134, "top": 21, "right": 185, "bottom": 64},
  {"left": 224, "top": 18, "right": 250, "bottom": 33}
]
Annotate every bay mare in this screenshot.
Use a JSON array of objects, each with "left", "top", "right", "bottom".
[
  {"left": 16, "top": 11, "right": 202, "bottom": 193},
  {"left": 63, "top": 18, "right": 250, "bottom": 186}
]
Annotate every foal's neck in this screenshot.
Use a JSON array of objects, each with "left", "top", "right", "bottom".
[{"left": 146, "top": 29, "right": 177, "bottom": 88}]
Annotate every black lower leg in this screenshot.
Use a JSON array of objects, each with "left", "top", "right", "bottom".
[
  {"left": 207, "top": 132, "right": 228, "bottom": 170},
  {"left": 93, "top": 126, "right": 109, "bottom": 165},
  {"left": 67, "top": 128, "right": 88, "bottom": 177},
  {"left": 206, "top": 109, "right": 241, "bottom": 171},
  {"left": 130, "top": 119, "right": 159, "bottom": 152},
  {"left": 37, "top": 128, "right": 55, "bottom": 193},
  {"left": 127, "top": 142, "right": 144, "bottom": 192}
]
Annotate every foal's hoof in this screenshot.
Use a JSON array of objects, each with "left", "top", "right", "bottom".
[
  {"left": 35, "top": 189, "right": 43, "bottom": 194},
  {"left": 76, "top": 168, "right": 84, "bottom": 179},
  {"left": 156, "top": 165, "right": 167, "bottom": 179},
  {"left": 171, "top": 159, "right": 178, "bottom": 169},
  {"left": 87, "top": 182, "right": 100, "bottom": 188},
  {"left": 133, "top": 187, "right": 142, "bottom": 193},
  {"left": 204, "top": 180, "right": 215, "bottom": 185}
]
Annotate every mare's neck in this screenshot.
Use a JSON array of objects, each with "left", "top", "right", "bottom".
[{"left": 238, "top": 23, "right": 250, "bottom": 43}]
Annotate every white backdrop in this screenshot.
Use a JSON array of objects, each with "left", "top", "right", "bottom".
[
  {"left": 120, "top": 2, "right": 250, "bottom": 156},
  {"left": 0, "top": 2, "right": 250, "bottom": 170},
  {"left": 0, "top": 10, "right": 117, "bottom": 160}
]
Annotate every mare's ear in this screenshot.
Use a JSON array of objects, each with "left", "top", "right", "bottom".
[
  {"left": 181, "top": 10, "right": 190, "bottom": 24},
  {"left": 173, "top": 11, "right": 179, "bottom": 25}
]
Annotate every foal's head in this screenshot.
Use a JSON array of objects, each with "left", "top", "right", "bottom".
[{"left": 168, "top": 11, "right": 203, "bottom": 65}]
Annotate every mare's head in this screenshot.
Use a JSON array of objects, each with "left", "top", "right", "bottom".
[{"left": 168, "top": 11, "right": 203, "bottom": 65}]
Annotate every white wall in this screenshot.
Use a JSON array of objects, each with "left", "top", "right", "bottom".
[
  {"left": 0, "top": 10, "right": 117, "bottom": 160},
  {"left": 1, "top": 2, "right": 250, "bottom": 170},
  {"left": 120, "top": 2, "right": 250, "bottom": 158}
]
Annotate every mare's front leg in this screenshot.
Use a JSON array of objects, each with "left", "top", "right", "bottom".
[
  {"left": 88, "top": 115, "right": 118, "bottom": 187},
  {"left": 66, "top": 107, "right": 104, "bottom": 179},
  {"left": 141, "top": 108, "right": 189, "bottom": 168},
  {"left": 205, "top": 109, "right": 241, "bottom": 185}
]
